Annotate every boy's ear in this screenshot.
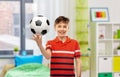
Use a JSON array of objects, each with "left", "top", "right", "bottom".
[{"left": 68, "top": 24, "right": 70, "bottom": 29}]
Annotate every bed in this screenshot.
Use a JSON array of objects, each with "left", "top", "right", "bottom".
[
  {"left": 5, "top": 63, "right": 50, "bottom": 77},
  {"left": 2, "top": 55, "right": 50, "bottom": 77}
]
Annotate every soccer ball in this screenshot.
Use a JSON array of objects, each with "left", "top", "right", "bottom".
[{"left": 30, "top": 15, "right": 50, "bottom": 35}]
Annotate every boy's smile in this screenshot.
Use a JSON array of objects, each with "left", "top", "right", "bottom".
[{"left": 55, "top": 22, "right": 69, "bottom": 37}]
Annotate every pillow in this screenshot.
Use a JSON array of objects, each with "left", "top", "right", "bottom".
[{"left": 15, "top": 55, "right": 43, "bottom": 67}]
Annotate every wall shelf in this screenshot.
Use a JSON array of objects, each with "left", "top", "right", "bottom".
[{"left": 90, "top": 22, "right": 120, "bottom": 77}]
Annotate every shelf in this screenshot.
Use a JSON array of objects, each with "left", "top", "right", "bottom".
[
  {"left": 98, "top": 55, "right": 112, "bottom": 57},
  {"left": 114, "top": 72, "right": 120, "bottom": 73},
  {"left": 99, "top": 39, "right": 112, "bottom": 42},
  {"left": 113, "top": 55, "right": 120, "bottom": 57},
  {"left": 90, "top": 22, "right": 120, "bottom": 77},
  {"left": 113, "top": 39, "right": 120, "bottom": 42}
]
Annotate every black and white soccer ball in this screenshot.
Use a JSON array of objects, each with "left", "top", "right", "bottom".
[{"left": 30, "top": 15, "right": 50, "bottom": 35}]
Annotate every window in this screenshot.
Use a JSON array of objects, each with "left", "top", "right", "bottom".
[
  {"left": 0, "top": 0, "right": 33, "bottom": 53},
  {"left": 0, "top": 1, "right": 20, "bottom": 50},
  {"left": 25, "top": 3, "right": 37, "bottom": 55},
  {"left": 25, "top": 13, "right": 33, "bottom": 38},
  {"left": 13, "top": 13, "right": 20, "bottom": 37},
  {"left": 13, "top": 13, "right": 33, "bottom": 37}
]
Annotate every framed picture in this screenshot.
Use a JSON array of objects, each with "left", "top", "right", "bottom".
[{"left": 90, "top": 7, "right": 109, "bottom": 22}]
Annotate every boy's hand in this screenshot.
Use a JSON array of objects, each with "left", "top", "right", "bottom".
[{"left": 32, "top": 34, "right": 42, "bottom": 45}]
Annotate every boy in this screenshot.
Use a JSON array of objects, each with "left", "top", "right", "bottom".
[{"left": 32, "top": 16, "right": 81, "bottom": 77}]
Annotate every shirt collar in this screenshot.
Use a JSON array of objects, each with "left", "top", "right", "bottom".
[{"left": 54, "top": 36, "right": 71, "bottom": 43}]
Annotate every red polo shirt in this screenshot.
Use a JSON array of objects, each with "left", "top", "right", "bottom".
[{"left": 46, "top": 36, "right": 81, "bottom": 77}]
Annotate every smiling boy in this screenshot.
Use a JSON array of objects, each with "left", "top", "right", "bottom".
[{"left": 32, "top": 16, "right": 81, "bottom": 77}]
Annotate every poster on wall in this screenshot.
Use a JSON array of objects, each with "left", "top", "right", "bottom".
[{"left": 90, "top": 7, "right": 109, "bottom": 22}]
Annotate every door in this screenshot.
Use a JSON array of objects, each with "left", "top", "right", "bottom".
[{"left": 98, "top": 57, "right": 112, "bottom": 72}]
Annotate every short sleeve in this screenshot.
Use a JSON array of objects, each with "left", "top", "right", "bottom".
[
  {"left": 74, "top": 41, "right": 81, "bottom": 58},
  {"left": 46, "top": 41, "right": 52, "bottom": 50}
]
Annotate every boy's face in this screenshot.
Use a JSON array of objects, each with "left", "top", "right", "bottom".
[{"left": 55, "top": 22, "right": 69, "bottom": 37}]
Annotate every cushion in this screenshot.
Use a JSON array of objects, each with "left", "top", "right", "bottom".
[{"left": 15, "top": 55, "right": 43, "bottom": 67}]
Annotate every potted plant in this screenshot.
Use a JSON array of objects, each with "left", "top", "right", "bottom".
[
  {"left": 14, "top": 47, "right": 19, "bottom": 55},
  {"left": 117, "top": 45, "right": 120, "bottom": 55}
]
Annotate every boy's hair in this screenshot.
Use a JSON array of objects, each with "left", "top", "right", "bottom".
[{"left": 54, "top": 16, "right": 69, "bottom": 26}]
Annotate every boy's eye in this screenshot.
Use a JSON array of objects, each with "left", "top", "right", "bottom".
[
  {"left": 58, "top": 25, "right": 61, "bottom": 28},
  {"left": 63, "top": 25, "right": 67, "bottom": 28}
]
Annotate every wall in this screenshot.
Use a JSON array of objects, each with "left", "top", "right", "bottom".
[{"left": 88, "top": 0, "right": 120, "bottom": 22}]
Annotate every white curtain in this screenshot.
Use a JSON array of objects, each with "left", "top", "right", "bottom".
[{"left": 33, "top": 0, "right": 76, "bottom": 39}]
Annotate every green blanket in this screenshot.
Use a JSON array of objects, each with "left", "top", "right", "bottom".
[{"left": 5, "top": 63, "right": 50, "bottom": 77}]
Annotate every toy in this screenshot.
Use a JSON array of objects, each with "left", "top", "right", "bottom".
[
  {"left": 117, "top": 29, "right": 120, "bottom": 39},
  {"left": 117, "top": 45, "right": 120, "bottom": 55},
  {"left": 99, "top": 30, "right": 104, "bottom": 39},
  {"left": 30, "top": 15, "right": 50, "bottom": 35}
]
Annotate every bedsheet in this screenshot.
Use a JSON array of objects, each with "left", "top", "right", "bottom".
[{"left": 5, "top": 63, "right": 50, "bottom": 77}]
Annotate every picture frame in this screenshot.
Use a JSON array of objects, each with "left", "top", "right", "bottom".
[{"left": 90, "top": 7, "right": 109, "bottom": 22}]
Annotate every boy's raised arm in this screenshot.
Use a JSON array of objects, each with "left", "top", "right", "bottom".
[{"left": 32, "top": 34, "right": 51, "bottom": 59}]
